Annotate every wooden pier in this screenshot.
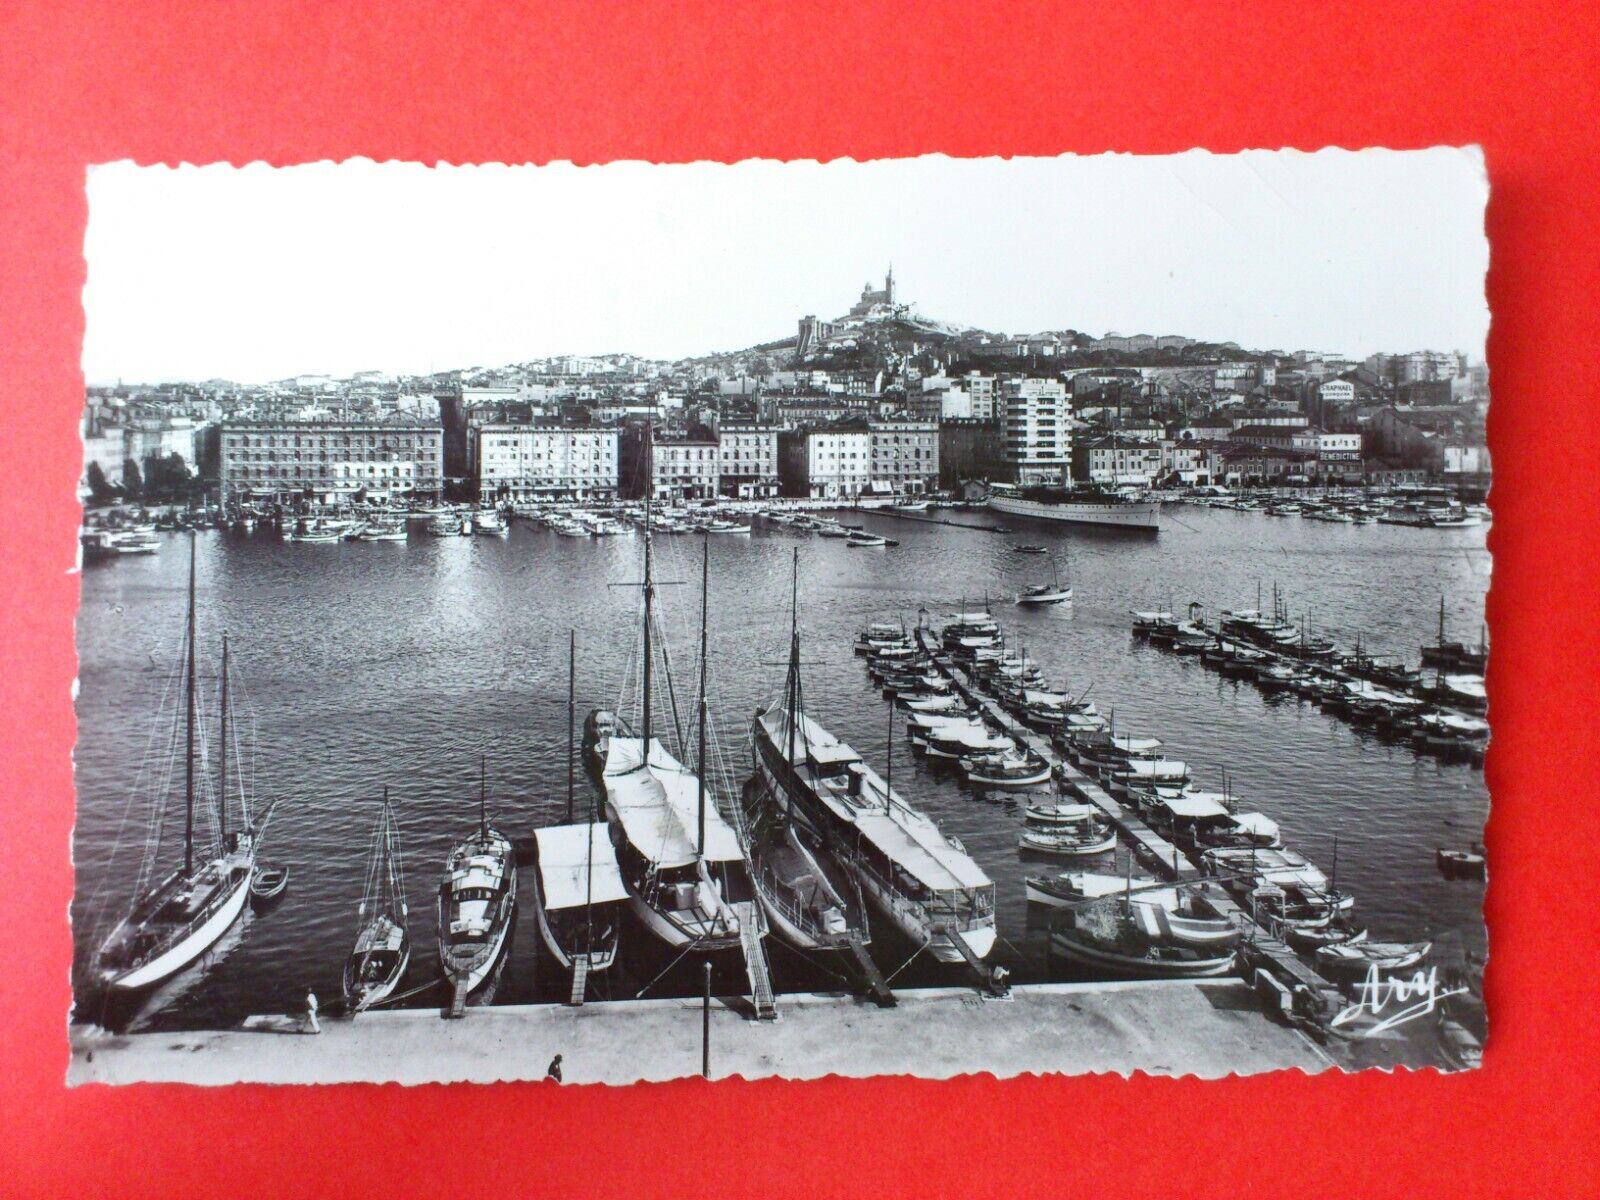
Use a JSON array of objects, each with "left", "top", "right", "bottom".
[{"left": 912, "top": 626, "right": 1346, "bottom": 1016}]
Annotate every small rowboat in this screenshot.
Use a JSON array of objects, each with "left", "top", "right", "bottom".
[
  {"left": 1011, "top": 544, "right": 1048, "bottom": 555},
  {"left": 250, "top": 863, "right": 289, "bottom": 909},
  {"left": 1436, "top": 846, "right": 1487, "bottom": 881},
  {"left": 1284, "top": 922, "right": 1368, "bottom": 953},
  {"left": 845, "top": 532, "right": 894, "bottom": 547}
]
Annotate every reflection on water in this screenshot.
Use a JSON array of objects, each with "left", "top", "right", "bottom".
[{"left": 73, "top": 507, "right": 1490, "bottom": 1029}]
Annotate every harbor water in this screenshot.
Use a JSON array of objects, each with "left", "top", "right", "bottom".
[{"left": 71, "top": 506, "right": 1490, "bottom": 1030}]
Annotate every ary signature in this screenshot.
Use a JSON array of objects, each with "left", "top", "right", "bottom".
[{"left": 1328, "top": 965, "right": 1469, "bottom": 1037}]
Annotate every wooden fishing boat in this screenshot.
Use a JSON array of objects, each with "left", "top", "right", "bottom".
[
  {"left": 1018, "top": 805, "right": 1117, "bottom": 857},
  {"left": 343, "top": 798, "right": 410, "bottom": 1013},
  {"left": 1049, "top": 890, "right": 1239, "bottom": 978},
  {"left": 1315, "top": 940, "right": 1431, "bottom": 980},
  {"left": 961, "top": 749, "right": 1053, "bottom": 787}
]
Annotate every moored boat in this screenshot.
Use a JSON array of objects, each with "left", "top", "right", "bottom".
[
  {"left": 1315, "top": 940, "right": 1431, "bottom": 980},
  {"left": 90, "top": 538, "right": 268, "bottom": 994},
  {"left": 343, "top": 797, "right": 410, "bottom": 1014},
  {"left": 249, "top": 864, "right": 289, "bottom": 909},
  {"left": 437, "top": 777, "right": 518, "bottom": 1000},
  {"left": 530, "top": 822, "right": 627, "bottom": 974}
]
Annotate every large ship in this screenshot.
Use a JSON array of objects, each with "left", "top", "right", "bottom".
[{"left": 986, "top": 482, "right": 1161, "bottom": 533}]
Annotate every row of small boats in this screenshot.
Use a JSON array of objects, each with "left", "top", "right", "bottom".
[
  {"left": 863, "top": 604, "right": 1437, "bottom": 988},
  {"left": 1205, "top": 492, "right": 1488, "bottom": 529},
  {"left": 1132, "top": 602, "right": 1488, "bottom": 763}
]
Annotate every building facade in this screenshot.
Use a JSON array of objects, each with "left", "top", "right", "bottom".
[
  {"left": 778, "top": 427, "right": 872, "bottom": 499},
  {"left": 1070, "top": 435, "right": 1163, "bottom": 486},
  {"left": 717, "top": 423, "right": 780, "bottom": 498},
  {"left": 619, "top": 427, "right": 720, "bottom": 500},
  {"left": 219, "top": 420, "right": 444, "bottom": 502},
  {"left": 867, "top": 420, "right": 939, "bottom": 496},
  {"left": 938, "top": 420, "right": 1005, "bottom": 489},
  {"left": 472, "top": 424, "right": 619, "bottom": 502},
  {"left": 998, "top": 378, "right": 1072, "bottom": 485}
]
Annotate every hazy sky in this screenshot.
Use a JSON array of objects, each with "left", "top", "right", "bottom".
[{"left": 83, "top": 150, "right": 1489, "bottom": 385}]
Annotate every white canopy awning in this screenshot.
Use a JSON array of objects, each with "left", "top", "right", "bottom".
[
  {"left": 1157, "top": 794, "right": 1230, "bottom": 819},
  {"left": 533, "top": 822, "right": 629, "bottom": 910},
  {"left": 603, "top": 738, "right": 745, "bottom": 867}
]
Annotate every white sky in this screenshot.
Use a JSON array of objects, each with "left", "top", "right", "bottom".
[{"left": 83, "top": 150, "right": 1489, "bottom": 385}]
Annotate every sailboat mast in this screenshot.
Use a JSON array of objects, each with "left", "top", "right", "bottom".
[
  {"left": 183, "top": 532, "right": 197, "bottom": 876},
  {"left": 478, "top": 754, "right": 487, "bottom": 839},
  {"left": 567, "top": 629, "right": 575, "bottom": 823},
  {"left": 785, "top": 548, "right": 801, "bottom": 802},
  {"left": 696, "top": 538, "right": 708, "bottom": 859},
  {"left": 885, "top": 696, "right": 893, "bottom": 814},
  {"left": 641, "top": 424, "right": 654, "bottom": 755},
  {"left": 218, "top": 631, "right": 230, "bottom": 845}
]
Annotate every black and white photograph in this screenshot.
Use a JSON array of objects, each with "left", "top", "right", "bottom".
[{"left": 68, "top": 150, "right": 1491, "bottom": 1085}]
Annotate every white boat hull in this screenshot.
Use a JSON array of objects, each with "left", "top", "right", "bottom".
[
  {"left": 753, "top": 754, "right": 993, "bottom": 965},
  {"left": 442, "top": 921, "right": 512, "bottom": 994},
  {"left": 988, "top": 494, "right": 1160, "bottom": 532},
  {"left": 107, "top": 867, "right": 253, "bottom": 992}
]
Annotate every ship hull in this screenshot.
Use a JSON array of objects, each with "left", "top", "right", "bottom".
[
  {"left": 106, "top": 866, "right": 253, "bottom": 992},
  {"left": 988, "top": 495, "right": 1160, "bottom": 532},
  {"left": 752, "top": 746, "right": 993, "bottom": 964}
]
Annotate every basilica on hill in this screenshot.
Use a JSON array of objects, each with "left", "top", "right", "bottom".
[{"left": 796, "top": 268, "right": 911, "bottom": 355}]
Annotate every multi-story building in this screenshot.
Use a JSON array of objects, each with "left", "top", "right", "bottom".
[
  {"left": 471, "top": 424, "right": 619, "bottom": 502},
  {"left": 716, "top": 423, "right": 780, "bottom": 498},
  {"left": 778, "top": 426, "right": 872, "bottom": 500},
  {"left": 963, "top": 372, "right": 999, "bottom": 421},
  {"left": 867, "top": 420, "right": 939, "bottom": 496},
  {"left": 998, "top": 378, "right": 1071, "bottom": 485},
  {"left": 1161, "top": 440, "right": 1221, "bottom": 486},
  {"left": 618, "top": 427, "right": 720, "bottom": 500},
  {"left": 938, "top": 420, "right": 1005, "bottom": 489},
  {"left": 1219, "top": 445, "right": 1319, "bottom": 483},
  {"left": 1070, "top": 435, "right": 1163, "bottom": 486},
  {"left": 219, "top": 419, "right": 444, "bottom": 503}
]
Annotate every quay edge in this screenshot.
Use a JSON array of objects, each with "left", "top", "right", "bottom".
[{"left": 68, "top": 980, "right": 1332, "bottom": 1087}]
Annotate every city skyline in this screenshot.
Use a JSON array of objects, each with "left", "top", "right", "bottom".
[{"left": 83, "top": 150, "right": 1490, "bottom": 385}]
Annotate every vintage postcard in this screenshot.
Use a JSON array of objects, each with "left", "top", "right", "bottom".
[{"left": 68, "top": 150, "right": 1490, "bottom": 1085}]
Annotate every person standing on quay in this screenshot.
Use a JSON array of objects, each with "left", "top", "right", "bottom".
[
  {"left": 546, "top": 1053, "right": 563, "bottom": 1082},
  {"left": 305, "top": 987, "right": 321, "bottom": 1035}
]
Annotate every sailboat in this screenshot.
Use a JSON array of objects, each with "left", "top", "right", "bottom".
[
  {"left": 92, "top": 534, "right": 268, "bottom": 993},
  {"left": 751, "top": 618, "right": 998, "bottom": 967},
  {"left": 583, "top": 438, "right": 761, "bottom": 953},
  {"left": 741, "top": 550, "right": 873, "bottom": 954},
  {"left": 343, "top": 794, "right": 409, "bottom": 1013},
  {"left": 437, "top": 763, "right": 518, "bottom": 999},
  {"left": 529, "top": 631, "right": 628, "bottom": 981},
  {"left": 1016, "top": 556, "right": 1072, "bottom": 605}
]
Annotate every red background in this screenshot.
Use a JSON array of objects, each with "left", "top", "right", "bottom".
[{"left": 3, "top": 3, "right": 1597, "bottom": 1195}]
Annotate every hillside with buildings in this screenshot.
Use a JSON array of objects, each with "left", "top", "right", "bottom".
[{"left": 80, "top": 267, "right": 1490, "bottom": 510}]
